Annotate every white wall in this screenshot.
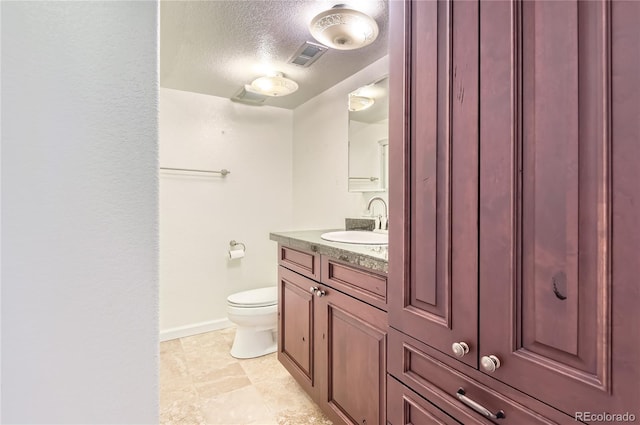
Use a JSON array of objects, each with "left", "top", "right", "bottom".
[
  {"left": 1, "top": 2, "right": 158, "bottom": 424},
  {"left": 159, "top": 88, "right": 293, "bottom": 340},
  {"left": 292, "top": 55, "right": 389, "bottom": 229}
]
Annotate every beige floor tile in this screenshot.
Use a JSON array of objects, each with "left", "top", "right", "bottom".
[
  {"left": 160, "top": 398, "right": 206, "bottom": 425},
  {"left": 190, "top": 361, "right": 245, "bottom": 384},
  {"left": 275, "top": 408, "right": 334, "bottom": 425},
  {"left": 161, "top": 338, "right": 183, "bottom": 354},
  {"left": 160, "top": 376, "right": 203, "bottom": 425},
  {"left": 160, "top": 342, "right": 190, "bottom": 382},
  {"left": 181, "top": 330, "right": 231, "bottom": 353},
  {"left": 199, "top": 386, "right": 278, "bottom": 425},
  {"left": 217, "top": 326, "right": 237, "bottom": 344},
  {"left": 254, "top": 372, "right": 316, "bottom": 416},
  {"left": 193, "top": 362, "right": 252, "bottom": 399},
  {"left": 239, "top": 352, "right": 291, "bottom": 384},
  {"left": 184, "top": 346, "right": 238, "bottom": 375},
  {"left": 160, "top": 376, "right": 197, "bottom": 404},
  {"left": 160, "top": 328, "right": 332, "bottom": 425}
]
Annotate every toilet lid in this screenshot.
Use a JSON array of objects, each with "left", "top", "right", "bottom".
[{"left": 227, "top": 286, "right": 277, "bottom": 307}]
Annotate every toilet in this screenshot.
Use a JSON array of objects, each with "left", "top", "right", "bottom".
[{"left": 226, "top": 286, "right": 278, "bottom": 359}]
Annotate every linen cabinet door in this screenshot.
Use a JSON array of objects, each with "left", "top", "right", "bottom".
[
  {"left": 479, "top": 0, "right": 640, "bottom": 416},
  {"left": 277, "top": 266, "right": 319, "bottom": 400},
  {"left": 316, "top": 287, "right": 387, "bottom": 425},
  {"left": 388, "top": 0, "right": 480, "bottom": 367}
]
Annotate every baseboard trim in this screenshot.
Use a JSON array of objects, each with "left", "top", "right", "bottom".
[{"left": 160, "top": 318, "right": 234, "bottom": 342}]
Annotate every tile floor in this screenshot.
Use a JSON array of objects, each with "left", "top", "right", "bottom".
[{"left": 160, "top": 327, "right": 333, "bottom": 425}]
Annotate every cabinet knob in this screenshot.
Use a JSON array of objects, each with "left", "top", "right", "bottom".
[
  {"left": 451, "top": 342, "right": 470, "bottom": 358},
  {"left": 310, "top": 286, "right": 318, "bottom": 294},
  {"left": 480, "top": 355, "right": 501, "bottom": 373},
  {"left": 315, "top": 289, "right": 326, "bottom": 297}
]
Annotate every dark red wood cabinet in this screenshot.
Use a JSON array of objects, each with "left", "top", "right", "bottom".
[
  {"left": 316, "top": 276, "right": 387, "bottom": 425},
  {"left": 388, "top": 0, "right": 640, "bottom": 423},
  {"left": 278, "top": 253, "right": 388, "bottom": 425},
  {"left": 278, "top": 266, "right": 318, "bottom": 400}
]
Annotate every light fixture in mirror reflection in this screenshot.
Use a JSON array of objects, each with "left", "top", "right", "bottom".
[{"left": 348, "top": 76, "right": 389, "bottom": 192}]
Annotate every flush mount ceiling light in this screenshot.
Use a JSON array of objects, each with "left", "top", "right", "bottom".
[
  {"left": 309, "top": 5, "right": 379, "bottom": 51},
  {"left": 348, "top": 93, "right": 375, "bottom": 112},
  {"left": 248, "top": 72, "right": 299, "bottom": 97}
]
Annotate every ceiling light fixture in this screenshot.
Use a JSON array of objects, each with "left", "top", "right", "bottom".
[
  {"left": 348, "top": 94, "right": 375, "bottom": 112},
  {"left": 248, "top": 72, "right": 299, "bottom": 97},
  {"left": 309, "top": 4, "right": 379, "bottom": 51}
]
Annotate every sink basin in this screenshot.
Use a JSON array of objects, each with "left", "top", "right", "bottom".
[{"left": 320, "top": 230, "right": 388, "bottom": 245}]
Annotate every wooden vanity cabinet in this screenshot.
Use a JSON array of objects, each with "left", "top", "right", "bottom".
[
  {"left": 388, "top": 0, "right": 640, "bottom": 422},
  {"left": 316, "top": 277, "right": 387, "bottom": 425},
  {"left": 277, "top": 248, "right": 388, "bottom": 425},
  {"left": 278, "top": 265, "right": 319, "bottom": 400}
]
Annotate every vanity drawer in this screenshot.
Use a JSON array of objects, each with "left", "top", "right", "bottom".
[
  {"left": 279, "top": 245, "right": 320, "bottom": 280},
  {"left": 388, "top": 329, "right": 567, "bottom": 425},
  {"left": 388, "top": 375, "right": 478, "bottom": 425},
  {"left": 320, "top": 256, "right": 387, "bottom": 311}
]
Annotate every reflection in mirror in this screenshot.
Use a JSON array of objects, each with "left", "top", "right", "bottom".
[{"left": 348, "top": 76, "right": 389, "bottom": 192}]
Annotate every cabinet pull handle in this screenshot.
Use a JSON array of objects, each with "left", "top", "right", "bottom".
[{"left": 455, "top": 388, "right": 505, "bottom": 420}]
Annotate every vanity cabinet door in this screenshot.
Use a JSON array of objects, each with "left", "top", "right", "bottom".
[
  {"left": 479, "top": 0, "right": 640, "bottom": 416},
  {"left": 277, "top": 266, "right": 319, "bottom": 400},
  {"left": 316, "top": 286, "right": 387, "bottom": 425},
  {"left": 388, "top": 0, "right": 480, "bottom": 367}
]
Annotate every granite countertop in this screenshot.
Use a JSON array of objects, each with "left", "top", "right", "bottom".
[{"left": 270, "top": 229, "right": 388, "bottom": 274}]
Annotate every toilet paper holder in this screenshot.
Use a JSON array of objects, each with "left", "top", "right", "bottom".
[{"left": 229, "top": 240, "right": 246, "bottom": 252}]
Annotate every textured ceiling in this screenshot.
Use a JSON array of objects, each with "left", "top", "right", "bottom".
[{"left": 160, "top": 1, "right": 389, "bottom": 109}]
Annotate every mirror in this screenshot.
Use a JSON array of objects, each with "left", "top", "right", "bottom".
[{"left": 348, "top": 76, "right": 389, "bottom": 192}]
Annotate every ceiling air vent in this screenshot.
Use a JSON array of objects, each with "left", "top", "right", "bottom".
[
  {"left": 230, "top": 86, "right": 268, "bottom": 106},
  {"left": 288, "top": 41, "right": 328, "bottom": 68}
]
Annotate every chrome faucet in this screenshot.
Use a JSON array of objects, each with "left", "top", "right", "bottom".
[{"left": 366, "top": 196, "right": 388, "bottom": 230}]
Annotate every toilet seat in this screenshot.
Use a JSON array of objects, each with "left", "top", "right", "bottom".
[{"left": 227, "top": 286, "right": 277, "bottom": 308}]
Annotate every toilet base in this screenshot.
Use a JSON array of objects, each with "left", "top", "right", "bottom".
[{"left": 230, "top": 327, "right": 277, "bottom": 359}]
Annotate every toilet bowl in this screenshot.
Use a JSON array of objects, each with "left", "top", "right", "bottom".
[{"left": 227, "top": 286, "right": 278, "bottom": 359}]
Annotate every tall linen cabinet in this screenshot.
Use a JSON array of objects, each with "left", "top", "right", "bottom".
[{"left": 387, "top": 0, "right": 640, "bottom": 423}]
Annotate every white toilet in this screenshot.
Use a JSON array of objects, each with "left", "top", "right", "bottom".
[{"left": 226, "top": 286, "right": 278, "bottom": 359}]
